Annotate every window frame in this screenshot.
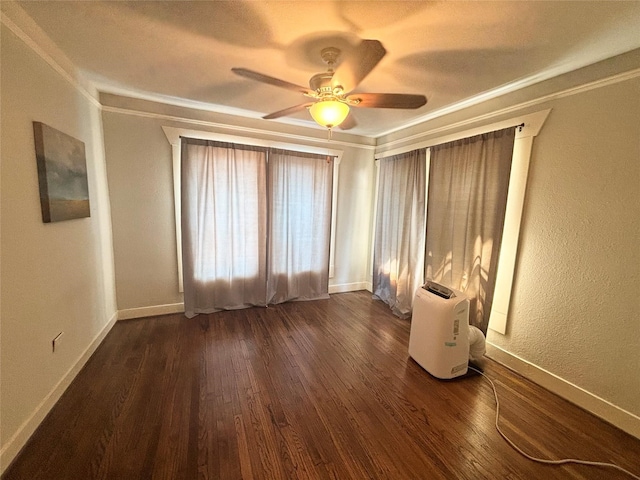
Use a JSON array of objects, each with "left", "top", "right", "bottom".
[
  {"left": 162, "top": 126, "right": 343, "bottom": 293},
  {"left": 372, "top": 109, "right": 551, "bottom": 334}
]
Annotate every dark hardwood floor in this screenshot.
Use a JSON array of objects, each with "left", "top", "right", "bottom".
[{"left": 4, "top": 291, "right": 639, "bottom": 479}]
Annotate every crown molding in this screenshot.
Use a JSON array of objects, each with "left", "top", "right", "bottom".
[
  {"left": 376, "top": 60, "right": 640, "bottom": 139},
  {"left": 376, "top": 67, "right": 640, "bottom": 152},
  {"left": 1, "top": 4, "right": 101, "bottom": 109},
  {"left": 102, "top": 105, "right": 374, "bottom": 150}
]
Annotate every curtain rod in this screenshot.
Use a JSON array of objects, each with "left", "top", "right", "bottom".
[{"left": 376, "top": 123, "right": 526, "bottom": 160}]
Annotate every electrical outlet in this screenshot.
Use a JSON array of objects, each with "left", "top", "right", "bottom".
[{"left": 52, "top": 332, "right": 63, "bottom": 353}]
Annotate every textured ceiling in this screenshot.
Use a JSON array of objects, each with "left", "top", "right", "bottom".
[{"left": 12, "top": 1, "right": 640, "bottom": 137}]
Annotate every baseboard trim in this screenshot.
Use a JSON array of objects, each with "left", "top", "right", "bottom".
[
  {"left": 0, "top": 311, "right": 118, "bottom": 475},
  {"left": 486, "top": 342, "right": 640, "bottom": 439},
  {"left": 116, "top": 290, "right": 376, "bottom": 319},
  {"left": 329, "top": 282, "right": 370, "bottom": 294},
  {"left": 118, "top": 303, "right": 185, "bottom": 320}
]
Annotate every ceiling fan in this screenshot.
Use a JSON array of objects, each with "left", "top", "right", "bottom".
[{"left": 232, "top": 39, "right": 427, "bottom": 131}]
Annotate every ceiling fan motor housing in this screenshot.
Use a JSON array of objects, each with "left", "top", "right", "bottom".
[
  {"left": 310, "top": 47, "right": 347, "bottom": 98},
  {"left": 309, "top": 72, "right": 335, "bottom": 96}
]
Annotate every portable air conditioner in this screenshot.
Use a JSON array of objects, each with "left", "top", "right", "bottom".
[{"left": 409, "top": 281, "right": 470, "bottom": 379}]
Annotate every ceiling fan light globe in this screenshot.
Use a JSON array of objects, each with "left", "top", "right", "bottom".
[{"left": 309, "top": 100, "right": 349, "bottom": 129}]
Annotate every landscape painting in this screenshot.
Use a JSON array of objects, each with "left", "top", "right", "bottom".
[{"left": 33, "top": 122, "right": 90, "bottom": 223}]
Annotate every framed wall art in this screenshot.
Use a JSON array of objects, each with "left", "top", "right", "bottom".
[{"left": 33, "top": 122, "right": 90, "bottom": 223}]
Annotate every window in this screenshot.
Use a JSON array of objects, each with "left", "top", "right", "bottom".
[
  {"left": 373, "top": 109, "right": 551, "bottom": 333},
  {"left": 163, "top": 127, "right": 342, "bottom": 312}
]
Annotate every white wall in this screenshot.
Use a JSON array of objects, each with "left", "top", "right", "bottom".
[
  {"left": 0, "top": 21, "right": 117, "bottom": 472},
  {"left": 100, "top": 97, "right": 376, "bottom": 314},
  {"left": 487, "top": 76, "right": 640, "bottom": 427},
  {"left": 102, "top": 112, "right": 183, "bottom": 310}
]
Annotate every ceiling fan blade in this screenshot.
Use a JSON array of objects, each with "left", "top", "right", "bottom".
[
  {"left": 347, "top": 92, "right": 427, "bottom": 109},
  {"left": 337, "top": 112, "right": 357, "bottom": 131},
  {"left": 263, "top": 103, "right": 313, "bottom": 120},
  {"left": 332, "top": 39, "right": 386, "bottom": 93},
  {"left": 232, "top": 68, "right": 313, "bottom": 95}
]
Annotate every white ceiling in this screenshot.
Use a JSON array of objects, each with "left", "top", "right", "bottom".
[{"left": 11, "top": 1, "right": 640, "bottom": 137}]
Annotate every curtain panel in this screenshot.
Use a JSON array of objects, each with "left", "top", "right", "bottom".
[
  {"left": 373, "top": 149, "right": 427, "bottom": 318},
  {"left": 181, "top": 138, "right": 333, "bottom": 318},
  {"left": 425, "top": 127, "right": 516, "bottom": 333},
  {"left": 181, "top": 139, "right": 268, "bottom": 316},
  {"left": 267, "top": 149, "right": 333, "bottom": 304}
]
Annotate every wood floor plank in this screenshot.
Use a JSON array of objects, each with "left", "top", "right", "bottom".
[{"left": 3, "top": 291, "right": 639, "bottom": 479}]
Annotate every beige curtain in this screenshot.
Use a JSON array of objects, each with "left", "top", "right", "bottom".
[
  {"left": 373, "top": 149, "right": 427, "bottom": 318},
  {"left": 181, "top": 138, "right": 333, "bottom": 318},
  {"left": 425, "top": 128, "right": 515, "bottom": 333},
  {"left": 181, "top": 139, "right": 268, "bottom": 317},
  {"left": 267, "top": 149, "right": 333, "bottom": 304}
]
